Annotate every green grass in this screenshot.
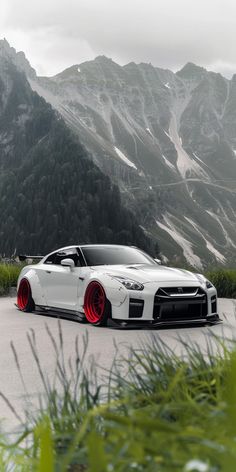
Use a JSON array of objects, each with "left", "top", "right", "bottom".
[
  {"left": 1, "top": 326, "right": 236, "bottom": 471},
  {"left": 0, "top": 263, "right": 23, "bottom": 295},
  {"left": 206, "top": 268, "right": 236, "bottom": 298}
]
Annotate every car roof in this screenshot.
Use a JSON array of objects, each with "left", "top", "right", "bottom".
[
  {"left": 80, "top": 244, "right": 135, "bottom": 249},
  {"left": 41, "top": 244, "right": 138, "bottom": 261},
  {"left": 56, "top": 244, "right": 135, "bottom": 251}
]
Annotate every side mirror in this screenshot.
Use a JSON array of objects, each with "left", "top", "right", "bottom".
[
  {"left": 154, "top": 258, "right": 162, "bottom": 265},
  {"left": 61, "top": 258, "right": 75, "bottom": 269}
]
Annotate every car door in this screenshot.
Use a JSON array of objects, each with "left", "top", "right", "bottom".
[{"left": 40, "top": 248, "right": 81, "bottom": 311}]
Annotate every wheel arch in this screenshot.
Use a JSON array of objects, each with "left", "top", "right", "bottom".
[
  {"left": 17, "top": 267, "right": 44, "bottom": 305},
  {"left": 81, "top": 274, "right": 128, "bottom": 314}
]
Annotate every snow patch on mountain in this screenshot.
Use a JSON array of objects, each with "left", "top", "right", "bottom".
[
  {"left": 206, "top": 210, "right": 236, "bottom": 249},
  {"left": 164, "top": 130, "right": 171, "bottom": 139},
  {"left": 193, "top": 152, "right": 212, "bottom": 171},
  {"left": 146, "top": 127, "right": 153, "bottom": 137},
  {"left": 185, "top": 217, "right": 226, "bottom": 263},
  {"left": 156, "top": 215, "right": 203, "bottom": 269},
  {"left": 168, "top": 114, "right": 210, "bottom": 180},
  {"left": 162, "top": 154, "right": 176, "bottom": 172},
  {"left": 114, "top": 147, "right": 137, "bottom": 169}
]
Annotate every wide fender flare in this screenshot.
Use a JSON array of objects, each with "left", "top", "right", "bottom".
[
  {"left": 85, "top": 274, "right": 128, "bottom": 308},
  {"left": 17, "top": 268, "right": 45, "bottom": 305}
]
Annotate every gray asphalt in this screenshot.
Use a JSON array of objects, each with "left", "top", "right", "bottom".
[{"left": 0, "top": 296, "right": 235, "bottom": 432}]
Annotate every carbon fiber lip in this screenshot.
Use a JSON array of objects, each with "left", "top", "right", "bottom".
[{"left": 112, "top": 314, "right": 222, "bottom": 328}]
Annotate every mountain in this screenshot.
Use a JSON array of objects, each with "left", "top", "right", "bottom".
[
  {"left": 0, "top": 38, "right": 35, "bottom": 78},
  {"left": 26, "top": 55, "right": 236, "bottom": 269},
  {"left": 0, "top": 40, "right": 156, "bottom": 256}
]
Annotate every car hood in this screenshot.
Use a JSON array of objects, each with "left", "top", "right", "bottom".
[{"left": 93, "top": 264, "right": 202, "bottom": 284}]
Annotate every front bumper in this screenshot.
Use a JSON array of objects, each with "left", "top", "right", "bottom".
[{"left": 110, "top": 282, "right": 218, "bottom": 323}]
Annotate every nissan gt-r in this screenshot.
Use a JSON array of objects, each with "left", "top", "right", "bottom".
[{"left": 16, "top": 244, "right": 219, "bottom": 326}]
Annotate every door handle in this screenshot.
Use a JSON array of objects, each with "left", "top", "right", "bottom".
[{"left": 46, "top": 270, "right": 51, "bottom": 274}]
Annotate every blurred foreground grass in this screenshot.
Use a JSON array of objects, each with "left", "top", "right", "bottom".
[{"left": 1, "top": 325, "right": 236, "bottom": 471}]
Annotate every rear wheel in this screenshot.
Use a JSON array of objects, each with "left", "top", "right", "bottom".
[
  {"left": 84, "top": 281, "right": 110, "bottom": 326},
  {"left": 17, "top": 278, "right": 35, "bottom": 312}
]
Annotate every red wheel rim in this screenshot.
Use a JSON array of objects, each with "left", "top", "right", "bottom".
[
  {"left": 84, "top": 282, "right": 106, "bottom": 323},
  {"left": 17, "top": 279, "right": 30, "bottom": 310}
]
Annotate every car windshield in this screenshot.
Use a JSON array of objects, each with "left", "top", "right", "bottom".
[{"left": 81, "top": 246, "right": 155, "bottom": 266}]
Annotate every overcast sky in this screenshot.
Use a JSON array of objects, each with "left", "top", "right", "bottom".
[{"left": 1, "top": 0, "right": 236, "bottom": 77}]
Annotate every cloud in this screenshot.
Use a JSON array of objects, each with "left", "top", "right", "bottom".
[{"left": 1, "top": 0, "right": 236, "bottom": 76}]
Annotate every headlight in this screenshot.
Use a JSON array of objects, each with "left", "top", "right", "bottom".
[
  {"left": 205, "top": 279, "right": 213, "bottom": 289},
  {"left": 113, "top": 276, "right": 144, "bottom": 291},
  {"left": 196, "top": 274, "right": 214, "bottom": 289}
]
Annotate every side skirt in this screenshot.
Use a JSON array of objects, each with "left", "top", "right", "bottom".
[{"left": 35, "top": 305, "right": 86, "bottom": 322}]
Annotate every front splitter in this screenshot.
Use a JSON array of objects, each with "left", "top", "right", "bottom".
[{"left": 112, "top": 313, "right": 222, "bottom": 329}]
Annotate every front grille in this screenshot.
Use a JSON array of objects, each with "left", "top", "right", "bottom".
[
  {"left": 153, "top": 286, "right": 207, "bottom": 321},
  {"left": 157, "top": 287, "right": 200, "bottom": 297}
]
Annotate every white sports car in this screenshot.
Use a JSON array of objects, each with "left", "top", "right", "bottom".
[{"left": 17, "top": 244, "right": 219, "bottom": 327}]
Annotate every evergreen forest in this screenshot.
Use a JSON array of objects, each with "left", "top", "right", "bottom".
[{"left": 0, "top": 64, "right": 157, "bottom": 257}]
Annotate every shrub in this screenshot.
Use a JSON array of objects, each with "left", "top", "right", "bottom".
[
  {"left": 0, "top": 263, "right": 23, "bottom": 295},
  {"left": 206, "top": 268, "right": 236, "bottom": 298}
]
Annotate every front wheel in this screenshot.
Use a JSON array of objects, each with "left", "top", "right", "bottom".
[
  {"left": 84, "top": 281, "right": 110, "bottom": 326},
  {"left": 17, "top": 278, "right": 35, "bottom": 312}
]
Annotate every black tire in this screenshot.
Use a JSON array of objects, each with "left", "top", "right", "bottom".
[{"left": 17, "top": 278, "right": 35, "bottom": 312}]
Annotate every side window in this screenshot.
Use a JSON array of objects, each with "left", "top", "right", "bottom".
[
  {"left": 44, "top": 249, "right": 81, "bottom": 266},
  {"left": 59, "top": 249, "right": 81, "bottom": 266},
  {"left": 44, "top": 252, "right": 57, "bottom": 264}
]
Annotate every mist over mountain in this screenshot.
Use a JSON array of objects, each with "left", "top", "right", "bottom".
[
  {"left": 1, "top": 39, "right": 236, "bottom": 268},
  {"left": 0, "top": 39, "right": 156, "bottom": 256}
]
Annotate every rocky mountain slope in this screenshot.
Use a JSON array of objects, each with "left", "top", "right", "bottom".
[
  {"left": 27, "top": 55, "right": 236, "bottom": 269},
  {"left": 1, "top": 39, "right": 236, "bottom": 268},
  {"left": 0, "top": 40, "right": 155, "bottom": 256}
]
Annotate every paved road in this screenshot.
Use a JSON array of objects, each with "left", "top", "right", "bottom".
[{"left": 0, "top": 296, "right": 235, "bottom": 432}]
